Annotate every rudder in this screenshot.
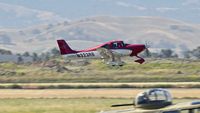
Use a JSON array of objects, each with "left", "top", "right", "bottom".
[{"left": 57, "top": 40, "right": 76, "bottom": 55}]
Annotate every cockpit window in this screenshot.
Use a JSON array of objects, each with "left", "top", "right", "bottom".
[
  {"left": 102, "top": 44, "right": 110, "bottom": 49},
  {"left": 148, "top": 89, "right": 172, "bottom": 101},
  {"left": 135, "top": 89, "right": 172, "bottom": 105},
  {"left": 112, "top": 41, "right": 125, "bottom": 49},
  {"left": 148, "top": 90, "right": 166, "bottom": 101},
  {"left": 137, "top": 93, "right": 149, "bottom": 104},
  {"left": 121, "top": 41, "right": 125, "bottom": 47},
  {"left": 113, "top": 42, "right": 118, "bottom": 48}
]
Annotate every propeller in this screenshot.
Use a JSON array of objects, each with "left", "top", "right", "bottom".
[{"left": 144, "top": 41, "right": 151, "bottom": 57}]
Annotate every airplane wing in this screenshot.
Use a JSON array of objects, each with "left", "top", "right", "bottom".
[
  {"left": 160, "top": 101, "right": 200, "bottom": 113},
  {"left": 97, "top": 47, "right": 123, "bottom": 62},
  {"left": 96, "top": 47, "right": 115, "bottom": 62},
  {"left": 96, "top": 47, "right": 124, "bottom": 66},
  {"left": 100, "top": 108, "right": 160, "bottom": 113},
  {"left": 100, "top": 101, "right": 200, "bottom": 113}
]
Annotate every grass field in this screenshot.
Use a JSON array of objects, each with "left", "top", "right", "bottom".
[
  {"left": 0, "top": 98, "right": 135, "bottom": 113},
  {"left": 0, "top": 59, "right": 200, "bottom": 83},
  {"left": 0, "top": 98, "right": 196, "bottom": 113},
  {"left": 0, "top": 59, "right": 199, "bottom": 112},
  {"left": 0, "top": 88, "right": 199, "bottom": 113},
  {"left": 0, "top": 98, "right": 124, "bottom": 113}
]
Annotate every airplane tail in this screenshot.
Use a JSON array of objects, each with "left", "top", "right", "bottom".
[{"left": 57, "top": 39, "right": 77, "bottom": 55}]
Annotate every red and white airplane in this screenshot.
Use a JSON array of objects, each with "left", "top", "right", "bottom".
[{"left": 57, "top": 40, "right": 150, "bottom": 66}]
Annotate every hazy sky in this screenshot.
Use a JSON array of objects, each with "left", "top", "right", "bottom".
[{"left": 0, "top": 0, "right": 200, "bottom": 27}]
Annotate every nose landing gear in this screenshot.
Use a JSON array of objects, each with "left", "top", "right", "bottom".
[{"left": 135, "top": 56, "right": 145, "bottom": 64}]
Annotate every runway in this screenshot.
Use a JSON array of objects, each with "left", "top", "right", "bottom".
[{"left": 0, "top": 88, "right": 199, "bottom": 99}]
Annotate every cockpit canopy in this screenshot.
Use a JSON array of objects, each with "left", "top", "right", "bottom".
[
  {"left": 111, "top": 41, "right": 126, "bottom": 49},
  {"left": 135, "top": 88, "right": 172, "bottom": 108},
  {"left": 102, "top": 41, "right": 126, "bottom": 49}
]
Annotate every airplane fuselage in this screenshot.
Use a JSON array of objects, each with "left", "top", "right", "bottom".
[
  {"left": 57, "top": 39, "right": 147, "bottom": 65},
  {"left": 63, "top": 49, "right": 132, "bottom": 59}
]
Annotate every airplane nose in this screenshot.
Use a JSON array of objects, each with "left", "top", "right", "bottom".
[
  {"left": 136, "top": 44, "right": 146, "bottom": 51},
  {"left": 129, "top": 44, "right": 146, "bottom": 56}
]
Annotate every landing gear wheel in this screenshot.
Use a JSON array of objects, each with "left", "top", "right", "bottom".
[{"left": 107, "top": 61, "right": 125, "bottom": 67}]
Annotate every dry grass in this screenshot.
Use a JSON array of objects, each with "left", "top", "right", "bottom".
[
  {"left": 0, "top": 98, "right": 130, "bottom": 113},
  {"left": 1, "top": 82, "right": 200, "bottom": 89},
  {"left": 0, "top": 59, "right": 200, "bottom": 83},
  {"left": 0, "top": 98, "right": 194, "bottom": 113},
  {"left": 0, "top": 88, "right": 198, "bottom": 113}
]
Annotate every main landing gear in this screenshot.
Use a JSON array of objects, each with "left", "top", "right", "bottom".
[{"left": 107, "top": 61, "right": 125, "bottom": 67}]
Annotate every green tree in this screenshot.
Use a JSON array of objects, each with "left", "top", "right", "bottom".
[
  {"left": 17, "top": 56, "right": 24, "bottom": 64},
  {"left": 51, "top": 47, "right": 60, "bottom": 57},
  {"left": 191, "top": 46, "right": 200, "bottom": 59},
  {"left": 32, "top": 52, "right": 39, "bottom": 62},
  {"left": 0, "top": 49, "right": 12, "bottom": 55},
  {"left": 183, "top": 51, "right": 191, "bottom": 59},
  {"left": 40, "top": 52, "right": 50, "bottom": 61},
  {"left": 160, "top": 49, "right": 174, "bottom": 58},
  {"left": 23, "top": 52, "right": 30, "bottom": 57}
]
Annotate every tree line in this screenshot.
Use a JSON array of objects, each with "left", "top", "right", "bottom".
[
  {"left": 0, "top": 48, "right": 60, "bottom": 63},
  {"left": 0, "top": 46, "right": 200, "bottom": 63},
  {"left": 137, "top": 46, "right": 200, "bottom": 59},
  {"left": 18, "top": 48, "right": 60, "bottom": 63}
]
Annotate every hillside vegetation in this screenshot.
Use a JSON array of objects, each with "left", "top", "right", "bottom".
[
  {"left": 0, "top": 59, "right": 199, "bottom": 83},
  {"left": 1, "top": 16, "right": 200, "bottom": 53}
]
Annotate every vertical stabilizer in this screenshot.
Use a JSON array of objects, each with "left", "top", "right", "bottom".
[{"left": 57, "top": 40, "right": 77, "bottom": 55}]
